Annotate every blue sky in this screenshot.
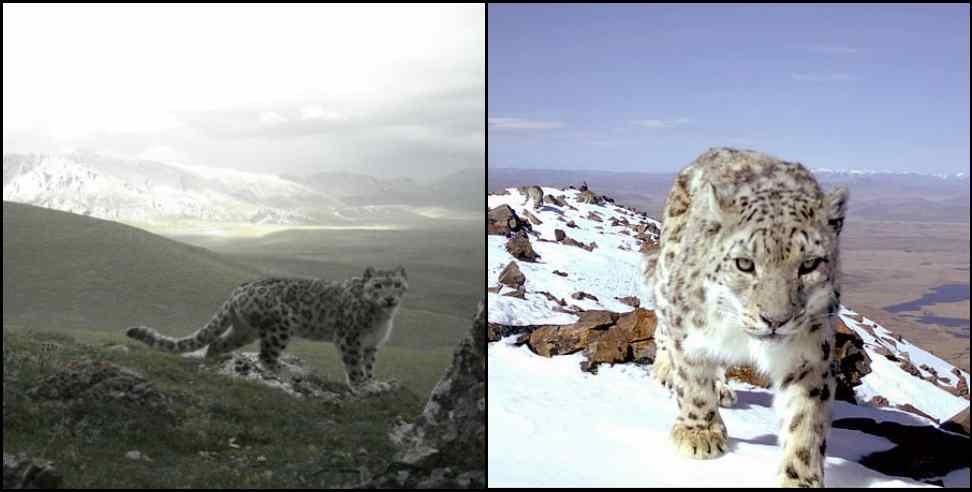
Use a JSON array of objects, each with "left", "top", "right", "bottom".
[{"left": 488, "top": 4, "right": 970, "bottom": 174}]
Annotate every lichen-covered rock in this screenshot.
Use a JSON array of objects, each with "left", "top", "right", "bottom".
[
  {"left": 941, "top": 407, "right": 969, "bottom": 436},
  {"left": 487, "top": 205, "right": 530, "bottom": 236},
  {"left": 359, "top": 300, "right": 485, "bottom": 489},
  {"left": 28, "top": 360, "right": 177, "bottom": 424},
  {"left": 833, "top": 318, "right": 873, "bottom": 403},
  {"left": 3, "top": 453, "right": 62, "bottom": 489},
  {"left": 497, "top": 261, "right": 525, "bottom": 289},
  {"left": 505, "top": 231, "right": 540, "bottom": 262}
]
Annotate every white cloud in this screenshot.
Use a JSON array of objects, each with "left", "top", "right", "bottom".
[
  {"left": 488, "top": 117, "right": 565, "bottom": 130},
  {"left": 258, "top": 111, "right": 288, "bottom": 126},
  {"left": 299, "top": 106, "right": 346, "bottom": 122},
  {"left": 632, "top": 117, "right": 690, "bottom": 129},
  {"left": 2, "top": 4, "right": 484, "bottom": 179}
]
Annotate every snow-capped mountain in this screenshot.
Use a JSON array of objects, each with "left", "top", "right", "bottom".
[
  {"left": 487, "top": 185, "right": 970, "bottom": 488},
  {"left": 811, "top": 168, "right": 969, "bottom": 180},
  {"left": 2, "top": 152, "right": 334, "bottom": 225}
]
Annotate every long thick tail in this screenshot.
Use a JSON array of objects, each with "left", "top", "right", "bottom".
[{"left": 126, "top": 303, "right": 232, "bottom": 354}]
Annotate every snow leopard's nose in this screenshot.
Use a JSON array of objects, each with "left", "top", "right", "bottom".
[{"left": 760, "top": 314, "right": 792, "bottom": 329}]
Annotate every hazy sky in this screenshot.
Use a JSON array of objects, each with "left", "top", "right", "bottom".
[
  {"left": 489, "top": 4, "right": 970, "bottom": 175},
  {"left": 3, "top": 4, "right": 484, "bottom": 181}
]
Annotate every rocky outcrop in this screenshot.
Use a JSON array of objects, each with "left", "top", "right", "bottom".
[
  {"left": 28, "top": 360, "right": 178, "bottom": 426},
  {"left": 725, "top": 365, "right": 771, "bottom": 388},
  {"left": 3, "top": 453, "right": 62, "bottom": 489},
  {"left": 497, "top": 261, "right": 525, "bottom": 289},
  {"left": 522, "top": 209, "right": 543, "bottom": 225},
  {"left": 359, "top": 301, "right": 485, "bottom": 489},
  {"left": 941, "top": 407, "right": 970, "bottom": 436},
  {"left": 616, "top": 296, "right": 640, "bottom": 308},
  {"left": 833, "top": 318, "right": 873, "bottom": 403},
  {"left": 518, "top": 309, "right": 658, "bottom": 374},
  {"left": 543, "top": 195, "right": 568, "bottom": 208},
  {"left": 505, "top": 231, "right": 540, "bottom": 262},
  {"left": 553, "top": 229, "right": 596, "bottom": 252},
  {"left": 488, "top": 205, "right": 531, "bottom": 236}
]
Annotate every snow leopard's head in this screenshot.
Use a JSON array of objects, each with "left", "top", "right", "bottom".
[
  {"left": 701, "top": 178, "right": 849, "bottom": 341},
  {"left": 362, "top": 266, "right": 408, "bottom": 308}
]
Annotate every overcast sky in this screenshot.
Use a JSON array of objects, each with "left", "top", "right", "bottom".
[
  {"left": 489, "top": 4, "right": 970, "bottom": 175},
  {"left": 2, "top": 4, "right": 484, "bottom": 181}
]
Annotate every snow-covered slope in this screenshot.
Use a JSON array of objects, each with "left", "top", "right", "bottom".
[
  {"left": 488, "top": 186, "right": 659, "bottom": 323},
  {"left": 487, "top": 185, "right": 970, "bottom": 488},
  {"left": 489, "top": 340, "right": 963, "bottom": 487}
]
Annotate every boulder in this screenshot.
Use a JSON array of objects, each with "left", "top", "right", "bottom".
[
  {"left": 360, "top": 301, "right": 485, "bottom": 489},
  {"left": 501, "top": 286, "right": 526, "bottom": 300},
  {"left": 725, "top": 365, "right": 771, "bottom": 388},
  {"left": 3, "top": 453, "right": 62, "bottom": 489},
  {"left": 522, "top": 209, "right": 543, "bottom": 225},
  {"left": 833, "top": 318, "right": 873, "bottom": 403},
  {"left": 543, "top": 195, "right": 568, "bottom": 208},
  {"left": 570, "top": 292, "right": 599, "bottom": 303},
  {"left": 950, "top": 368, "right": 969, "bottom": 399},
  {"left": 941, "top": 407, "right": 970, "bottom": 436},
  {"left": 28, "top": 360, "right": 177, "bottom": 425},
  {"left": 497, "top": 261, "right": 525, "bottom": 289},
  {"left": 526, "top": 311, "right": 618, "bottom": 358},
  {"left": 505, "top": 231, "right": 540, "bottom": 262},
  {"left": 616, "top": 296, "right": 640, "bottom": 308},
  {"left": 552, "top": 270, "right": 568, "bottom": 277},
  {"left": 488, "top": 205, "right": 530, "bottom": 236}
]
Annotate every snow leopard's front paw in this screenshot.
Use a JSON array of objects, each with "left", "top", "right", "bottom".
[
  {"left": 716, "top": 380, "right": 737, "bottom": 408},
  {"left": 670, "top": 422, "right": 728, "bottom": 460},
  {"left": 779, "top": 473, "right": 823, "bottom": 488}
]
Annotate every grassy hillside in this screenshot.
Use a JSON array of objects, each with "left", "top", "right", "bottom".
[
  {"left": 173, "top": 226, "right": 486, "bottom": 351},
  {"left": 2, "top": 201, "right": 480, "bottom": 396},
  {"left": 3, "top": 201, "right": 262, "bottom": 334},
  {"left": 3, "top": 327, "right": 424, "bottom": 488}
]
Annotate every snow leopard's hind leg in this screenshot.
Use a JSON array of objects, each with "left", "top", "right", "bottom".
[{"left": 204, "top": 306, "right": 258, "bottom": 360}]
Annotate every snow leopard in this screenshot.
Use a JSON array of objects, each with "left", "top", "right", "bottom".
[
  {"left": 644, "top": 148, "right": 848, "bottom": 488},
  {"left": 518, "top": 185, "right": 544, "bottom": 210},
  {"left": 126, "top": 266, "right": 408, "bottom": 394}
]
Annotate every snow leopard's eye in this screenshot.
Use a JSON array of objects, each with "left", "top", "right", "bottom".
[
  {"left": 735, "top": 258, "right": 755, "bottom": 274},
  {"left": 799, "top": 258, "right": 825, "bottom": 276}
]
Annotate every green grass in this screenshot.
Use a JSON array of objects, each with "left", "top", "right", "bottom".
[{"left": 3, "top": 326, "right": 426, "bottom": 488}]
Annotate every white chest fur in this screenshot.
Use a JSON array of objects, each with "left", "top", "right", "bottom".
[{"left": 360, "top": 306, "right": 399, "bottom": 347}]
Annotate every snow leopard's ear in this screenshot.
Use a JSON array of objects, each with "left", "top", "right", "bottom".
[
  {"left": 396, "top": 265, "right": 407, "bottom": 279},
  {"left": 363, "top": 266, "right": 376, "bottom": 279},
  {"left": 824, "top": 186, "right": 849, "bottom": 235},
  {"left": 702, "top": 183, "right": 725, "bottom": 224}
]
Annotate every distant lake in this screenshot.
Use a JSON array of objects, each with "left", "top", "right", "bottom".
[
  {"left": 884, "top": 283, "right": 970, "bottom": 334},
  {"left": 884, "top": 284, "right": 970, "bottom": 313}
]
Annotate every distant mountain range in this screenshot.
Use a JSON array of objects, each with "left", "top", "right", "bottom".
[
  {"left": 3, "top": 151, "right": 483, "bottom": 227},
  {"left": 488, "top": 166, "right": 970, "bottom": 223}
]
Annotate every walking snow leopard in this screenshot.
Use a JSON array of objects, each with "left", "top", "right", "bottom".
[
  {"left": 644, "top": 148, "right": 848, "bottom": 488},
  {"left": 127, "top": 266, "right": 408, "bottom": 394}
]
